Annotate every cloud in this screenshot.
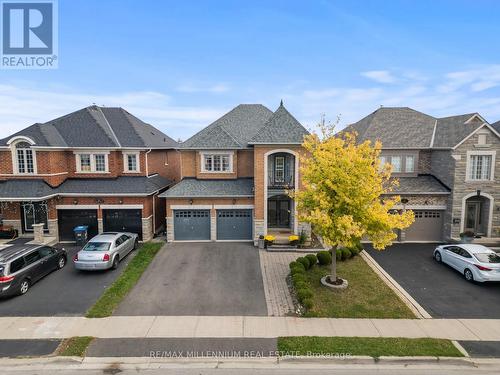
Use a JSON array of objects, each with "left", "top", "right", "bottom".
[
  {"left": 361, "top": 70, "right": 397, "bottom": 84},
  {"left": 0, "top": 83, "right": 226, "bottom": 141},
  {"left": 176, "top": 82, "right": 230, "bottom": 93},
  {"left": 438, "top": 65, "right": 500, "bottom": 93}
]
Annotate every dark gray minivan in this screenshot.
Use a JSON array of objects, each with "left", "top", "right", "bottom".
[{"left": 0, "top": 245, "right": 67, "bottom": 297}]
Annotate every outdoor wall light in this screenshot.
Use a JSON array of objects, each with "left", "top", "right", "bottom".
[
  {"left": 189, "top": 199, "right": 193, "bottom": 205},
  {"left": 401, "top": 198, "right": 409, "bottom": 204},
  {"left": 95, "top": 198, "right": 104, "bottom": 204},
  {"left": 118, "top": 199, "right": 123, "bottom": 204},
  {"left": 232, "top": 199, "right": 236, "bottom": 204},
  {"left": 73, "top": 199, "right": 78, "bottom": 205}
]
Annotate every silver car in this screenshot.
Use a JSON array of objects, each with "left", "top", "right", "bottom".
[{"left": 73, "top": 232, "right": 139, "bottom": 271}]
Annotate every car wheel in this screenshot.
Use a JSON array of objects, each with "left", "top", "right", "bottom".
[
  {"left": 19, "top": 279, "right": 30, "bottom": 295},
  {"left": 434, "top": 252, "right": 442, "bottom": 263},
  {"left": 464, "top": 268, "right": 474, "bottom": 282},
  {"left": 133, "top": 239, "right": 139, "bottom": 250},
  {"left": 57, "top": 256, "right": 66, "bottom": 269},
  {"left": 112, "top": 256, "right": 119, "bottom": 270}
]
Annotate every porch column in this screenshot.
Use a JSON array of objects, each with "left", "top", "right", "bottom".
[{"left": 32, "top": 223, "right": 45, "bottom": 244}]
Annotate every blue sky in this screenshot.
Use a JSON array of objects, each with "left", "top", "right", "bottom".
[{"left": 1, "top": 0, "right": 500, "bottom": 140}]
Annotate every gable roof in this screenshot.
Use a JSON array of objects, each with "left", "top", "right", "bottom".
[
  {"left": 346, "top": 107, "right": 494, "bottom": 149},
  {"left": 181, "top": 104, "right": 273, "bottom": 149},
  {"left": 492, "top": 121, "right": 500, "bottom": 133},
  {"left": 0, "top": 106, "right": 178, "bottom": 149},
  {"left": 248, "top": 103, "right": 309, "bottom": 144}
]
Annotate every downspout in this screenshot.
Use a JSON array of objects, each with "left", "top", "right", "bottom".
[
  {"left": 152, "top": 191, "right": 157, "bottom": 235},
  {"left": 145, "top": 149, "right": 152, "bottom": 177}
]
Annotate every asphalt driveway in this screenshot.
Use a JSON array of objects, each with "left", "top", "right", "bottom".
[
  {"left": 0, "top": 243, "right": 134, "bottom": 316},
  {"left": 366, "top": 243, "right": 500, "bottom": 318},
  {"left": 115, "top": 242, "right": 267, "bottom": 316}
]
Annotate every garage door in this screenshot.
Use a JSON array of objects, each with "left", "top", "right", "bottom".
[
  {"left": 103, "top": 209, "right": 143, "bottom": 240},
  {"left": 404, "top": 210, "right": 443, "bottom": 242},
  {"left": 174, "top": 210, "right": 210, "bottom": 240},
  {"left": 58, "top": 209, "right": 98, "bottom": 241},
  {"left": 217, "top": 209, "right": 253, "bottom": 240}
]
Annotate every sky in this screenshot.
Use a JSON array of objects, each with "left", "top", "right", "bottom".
[{"left": 1, "top": 0, "right": 500, "bottom": 141}]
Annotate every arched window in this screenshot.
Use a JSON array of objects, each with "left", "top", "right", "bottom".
[{"left": 15, "top": 141, "right": 35, "bottom": 174}]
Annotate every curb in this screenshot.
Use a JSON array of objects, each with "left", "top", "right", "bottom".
[{"left": 360, "top": 251, "right": 432, "bottom": 319}]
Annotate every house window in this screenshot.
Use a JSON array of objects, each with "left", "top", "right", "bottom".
[
  {"left": 391, "top": 156, "right": 402, "bottom": 172},
  {"left": 275, "top": 156, "right": 285, "bottom": 182},
  {"left": 379, "top": 156, "right": 386, "bottom": 171},
  {"left": 76, "top": 153, "right": 108, "bottom": 173},
  {"left": 123, "top": 153, "right": 139, "bottom": 172},
  {"left": 202, "top": 153, "right": 232, "bottom": 172},
  {"left": 469, "top": 154, "right": 493, "bottom": 180},
  {"left": 405, "top": 156, "right": 414, "bottom": 173},
  {"left": 15, "top": 142, "right": 35, "bottom": 174}
]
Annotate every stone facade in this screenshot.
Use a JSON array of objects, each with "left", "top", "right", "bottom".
[{"left": 142, "top": 216, "right": 153, "bottom": 242}]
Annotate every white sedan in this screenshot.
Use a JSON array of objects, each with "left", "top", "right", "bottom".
[{"left": 434, "top": 244, "right": 500, "bottom": 283}]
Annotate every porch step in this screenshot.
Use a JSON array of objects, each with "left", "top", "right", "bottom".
[{"left": 267, "top": 244, "right": 298, "bottom": 252}]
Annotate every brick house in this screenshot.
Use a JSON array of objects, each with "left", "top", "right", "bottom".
[
  {"left": 0, "top": 105, "right": 180, "bottom": 242},
  {"left": 159, "top": 102, "right": 311, "bottom": 244},
  {"left": 347, "top": 107, "right": 500, "bottom": 242}
]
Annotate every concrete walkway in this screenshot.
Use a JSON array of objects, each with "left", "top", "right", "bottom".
[{"left": 2, "top": 316, "right": 500, "bottom": 341}]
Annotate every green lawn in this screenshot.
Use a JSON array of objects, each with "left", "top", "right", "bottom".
[
  {"left": 302, "top": 256, "right": 415, "bottom": 318},
  {"left": 278, "top": 337, "right": 463, "bottom": 358},
  {"left": 58, "top": 336, "right": 94, "bottom": 357},
  {"left": 86, "top": 242, "right": 163, "bottom": 318}
]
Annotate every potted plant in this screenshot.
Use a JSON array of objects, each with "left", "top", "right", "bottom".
[
  {"left": 460, "top": 231, "right": 475, "bottom": 243},
  {"left": 289, "top": 235, "right": 299, "bottom": 246},
  {"left": 264, "top": 235, "right": 275, "bottom": 248}
]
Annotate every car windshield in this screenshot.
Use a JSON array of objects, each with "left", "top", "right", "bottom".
[
  {"left": 474, "top": 253, "right": 500, "bottom": 263},
  {"left": 82, "top": 242, "right": 110, "bottom": 252}
]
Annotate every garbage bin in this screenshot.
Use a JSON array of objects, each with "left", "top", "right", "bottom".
[{"left": 73, "top": 225, "right": 88, "bottom": 246}]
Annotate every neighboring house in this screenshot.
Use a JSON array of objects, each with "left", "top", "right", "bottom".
[
  {"left": 347, "top": 107, "right": 500, "bottom": 242},
  {"left": 493, "top": 121, "right": 500, "bottom": 134},
  {"left": 159, "top": 102, "right": 311, "bottom": 243},
  {"left": 0, "top": 105, "right": 180, "bottom": 242}
]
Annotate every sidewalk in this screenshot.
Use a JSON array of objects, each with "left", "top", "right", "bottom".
[{"left": 1, "top": 316, "right": 500, "bottom": 341}]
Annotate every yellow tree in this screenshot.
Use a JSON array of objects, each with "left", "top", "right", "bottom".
[{"left": 293, "top": 123, "right": 414, "bottom": 286}]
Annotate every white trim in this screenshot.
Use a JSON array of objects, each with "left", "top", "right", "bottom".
[
  {"left": 429, "top": 120, "right": 437, "bottom": 148},
  {"left": 464, "top": 113, "right": 487, "bottom": 124},
  {"left": 199, "top": 151, "right": 234, "bottom": 173},
  {"left": 11, "top": 140, "right": 38, "bottom": 175},
  {"left": 6, "top": 136, "right": 36, "bottom": 145},
  {"left": 248, "top": 142, "right": 302, "bottom": 145},
  {"left": 122, "top": 151, "right": 141, "bottom": 173},
  {"left": 453, "top": 123, "right": 500, "bottom": 150},
  {"left": 162, "top": 195, "right": 254, "bottom": 198},
  {"left": 100, "top": 204, "right": 144, "bottom": 210},
  {"left": 56, "top": 205, "right": 99, "bottom": 210},
  {"left": 393, "top": 205, "right": 446, "bottom": 210},
  {"left": 263, "top": 149, "right": 299, "bottom": 235},
  {"left": 0, "top": 172, "right": 68, "bottom": 177},
  {"left": 142, "top": 215, "right": 153, "bottom": 220},
  {"left": 171, "top": 205, "right": 212, "bottom": 210},
  {"left": 465, "top": 150, "right": 496, "bottom": 182},
  {"left": 460, "top": 191, "right": 494, "bottom": 237},
  {"left": 214, "top": 204, "right": 254, "bottom": 209}
]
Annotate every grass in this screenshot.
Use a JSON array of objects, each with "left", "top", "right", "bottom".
[
  {"left": 86, "top": 242, "right": 163, "bottom": 318},
  {"left": 277, "top": 337, "right": 464, "bottom": 358},
  {"left": 58, "top": 336, "right": 94, "bottom": 357},
  {"left": 301, "top": 256, "right": 415, "bottom": 318}
]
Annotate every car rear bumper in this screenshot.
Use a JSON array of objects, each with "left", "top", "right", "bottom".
[
  {"left": 0, "top": 282, "right": 16, "bottom": 297},
  {"left": 74, "top": 260, "right": 112, "bottom": 271},
  {"left": 474, "top": 271, "right": 500, "bottom": 282}
]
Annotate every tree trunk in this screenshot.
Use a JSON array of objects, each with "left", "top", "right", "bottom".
[{"left": 331, "top": 245, "right": 337, "bottom": 282}]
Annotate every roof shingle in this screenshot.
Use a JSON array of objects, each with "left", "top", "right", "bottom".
[{"left": 159, "top": 178, "right": 254, "bottom": 198}]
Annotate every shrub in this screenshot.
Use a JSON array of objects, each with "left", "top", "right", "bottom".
[
  {"left": 341, "top": 248, "right": 352, "bottom": 260},
  {"left": 336, "top": 248, "right": 342, "bottom": 261},
  {"left": 302, "top": 298, "right": 313, "bottom": 309},
  {"left": 295, "top": 281, "right": 308, "bottom": 290},
  {"left": 305, "top": 254, "right": 318, "bottom": 267},
  {"left": 296, "top": 288, "right": 313, "bottom": 302},
  {"left": 292, "top": 272, "right": 306, "bottom": 284},
  {"left": 349, "top": 246, "right": 360, "bottom": 256},
  {"left": 289, "top": 261, "right": 300, "bottom": 270},
  {"left": 290, "top": 266, "right": 305, "bottom": 276},
  {"left": 317, "top": 251, "right": 332, "bottom": 265},
  {"left": 297, "top": 257, "right": 311, "bottom": 270},
  {"left": 299, "top": 231, "right": 308, "bottom": 245}
]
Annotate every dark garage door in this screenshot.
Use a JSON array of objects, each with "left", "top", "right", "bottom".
[
  {"left": 58, "top": 209, "right": 98, "bottom": 241},
  {"left": 217, "top": 209, "right": 253, "bottom": 240},
  {"left": 103, "top": 209, "right": 143, "bottom": 240},
  {"left": 404, "top": 210, "right": 444, "bottom": 242},
  {"left": 174, "top": 210, "right": 210, "bottom": 240}
]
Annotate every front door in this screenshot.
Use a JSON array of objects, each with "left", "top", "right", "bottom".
[
  {"left": 268, "top": 197, "right": 290, "bottom": 228},
  {"left": 465, "top": 201, "right": 483, "bottom": 234}
]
